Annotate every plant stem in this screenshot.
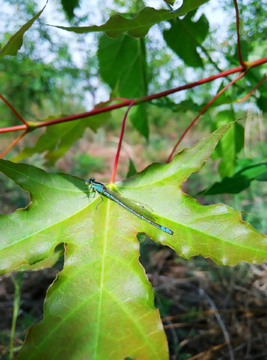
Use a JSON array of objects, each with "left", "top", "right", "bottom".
[{"left": 9, "top": 272, "right": 23, "bottom": 360}]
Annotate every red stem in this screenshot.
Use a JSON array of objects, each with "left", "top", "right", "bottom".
[
  {"left": 166, "top": 71, "right": 247, "bottom": 163},
  {"left": 0, "top": 95, "right": 28, "bottom": 125},
  {"left": 0, "top": 57, "right": 266, "bottom": 138},
  {"left": 237, "top": 74, "right": 267, "bottom": 103},
  {"left": 233, "top": 0, "right": 245, "bottom": 66},
  {"left": 0, "top": 130, "right": 28, "bottom": 158},
  {"left": 1, "top": 63, "right": 255, "bottom": 134},
  {"left": 95, "top": 97, "right": 130, "bottom": 108},
  {"left": 0, "top": 124, "right": 27, "bottom": 133},
  {"left": 110, "top": 101, "right": 136, "bottom": 183}
]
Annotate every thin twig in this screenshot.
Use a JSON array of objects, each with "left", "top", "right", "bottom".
[
  {"left": 233, "top": 0, "right": 246, "bottom": 66},
  {"left": 9, "top": 273, "right": 23, "bottom": 360},
  {"left": 166, "top": 71, "right": 246, "bottom": 163},
  {"left": 0, "top": 130, "right": 28, "bottom": 158},
  {"left": 0, "top": 95, "right": 28, "bottom": 125},
  {"left": 237, "top": 74, "right": 267, "bottom": 103},
  {"left": 110, "top": 100, "right": 135, "bottom": 183},
  {"left": 188, "top": 342, "right": 227, "bottom": 360},
  {"left": 199, "top": 287, "right": 235, "bottom": 360}
]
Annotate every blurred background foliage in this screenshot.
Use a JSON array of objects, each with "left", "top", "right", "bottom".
[
  {"left": 1, "top": 0, "right": 267, "bottom": 228},
  {"left": 1, "top": 0, "right": 267, "bottom": 358}
]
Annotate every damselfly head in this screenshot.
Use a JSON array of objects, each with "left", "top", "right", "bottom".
[{"left": 85, "top": 177, "right": 95, "bottom": 185}]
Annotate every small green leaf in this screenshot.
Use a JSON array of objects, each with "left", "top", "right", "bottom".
[
  {"left": 127, "top": 158, "right": 137, "bottom": 178},
  {"left": 164, "top": 0, "right": 176, "bottom": 5},
  {"left": 129, "top": 103, "right": 149, "bottom": 139},
  {"left": 151, "top": 98, "right": 201, "bottom": 112},
  {"left": 199, "top": 160, "right": 267, "bottom": 195},
  {"left": 60, "top": 0, "right": 80, "bottom": 20},
  {"left": 163, "top": 11, "right": 209, "bottom": 67},
  {"left": 257, "top": 94, "right": 267, "bottom": 112},
  {"left": 52, "top": 1, "right": 209, "bottom": 39},
  {"left": 0, "top": 1, "right": 48, "bottom": 58},
  {"left": 211, "top": 110, "right": 244, "bottom": 178},
  {"left": 12, "top": 111, "right": 110, "bottom": 164}
]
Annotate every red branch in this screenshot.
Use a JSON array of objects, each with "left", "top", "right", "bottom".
[
  {"left": 3, "top": 57, "right": 267, "bottom": 135},
  {"left": 166, "top": 71, "right": 247, "bottom": 163},
  {"left": 3, "top": 62, "right": 261, "bottom": 134},
  {"left": 0, "top": 56, "right": 267, "bottom": 161},
  {"left": 233, "top": 0, "right": 245, "bottom": 66},
  {"left": 110, "top": 100, "right": 136, "bottom": 183}
]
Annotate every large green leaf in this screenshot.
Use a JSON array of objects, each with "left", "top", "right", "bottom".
[
  {"left": 52, "top": 1, "right": 209, "bottom": 38},
  {"left": 163, "top": 11, "right": 209, "bottom": 67},
  {"left": 1, "top": 123, "right": 267, "bottom": 359},
  {"left": 12, "top": 112, "right": 110, "bottom": 165},
  {"left": 0, "top": 1, "right": 47, "bottom": 58},
  {"left": 199, "top": 159, "right": 267, "bottom": 195},
  {"left": 98, "top": 35, "right": 147, "bottom": 98},
  {"left": 98, "top": 34, "right": 148, "bottom": 137}
]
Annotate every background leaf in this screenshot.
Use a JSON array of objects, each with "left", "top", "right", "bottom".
[
  {"left": 98, "top": 34, "right": 148, "bottom": 137},
  {"left": 52, "top": 1, "right": 209, "bottom": 38},
  {"left": 210, "top": 110, "right": 244, "bottom": 177},
  {"left": 12, "top": 112, "right": 110, "bottom": 165},
  {"left": 127, "top": 158, "right": 137, "bottom": 178},
  {"left": 0, "top": 1, "right": 47, "bottom": 58},
  {"left": 60, "top": 0, "right": 80, "bottom": 20},
  {"left": 199, "top": 160, "right": 267, "bottom": 195},
  {"left": 163, "top": 11, "right": 209, "bottom": 67}
]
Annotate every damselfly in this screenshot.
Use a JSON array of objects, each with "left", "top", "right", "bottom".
[{"left": 86, "top": 178, "right": 173, "bottom": 235}]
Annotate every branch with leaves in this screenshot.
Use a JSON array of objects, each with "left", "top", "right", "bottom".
[{"left": 1, "top": 1, "right": 267, "bottom": 359}]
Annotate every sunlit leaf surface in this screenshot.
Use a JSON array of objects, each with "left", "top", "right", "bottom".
[{"left": 1, "top": 123, "right": 266, "bottom": 359}]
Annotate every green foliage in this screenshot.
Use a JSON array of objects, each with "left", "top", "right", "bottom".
[
  {"left": 12, "top": 112, "right": 110, "bottom": 165},
  {"left": 211, "top": 110, "right": 244, "bottom": 177},
  {"left": 163, "top": 11, "right": 209, "bottom": 67},
  {"left": 0, "top": 57, "right": 63, "bottom": 124},
  {"left": 127, "top": 158, "right": 137, "bottom": 178},
  {"left": 60, "top": 0, "right": 80, "bottom": 20},
  {"left": 199, "top": 159, "right": 267, "bottom": 195},
  {"left": 98, "top": 34, "right": 148, "bottom": 137},
  {"left": 1, "top": 1, "right": 267, "bottom": 357},
  {"left": 53, "top": 0, "right": 209, "bottom": 38},
  {"left": 0, "top": 1, "right": 47, "bottom": 58},
  {"left": 98, "top": 35, "right": 147, "bottom": 97},
  {"left": 1, "top": 124, "right": 267, "bottom": 359},
  {"left": 72, "top": 153, "right": 106, "bottom": 178}
]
